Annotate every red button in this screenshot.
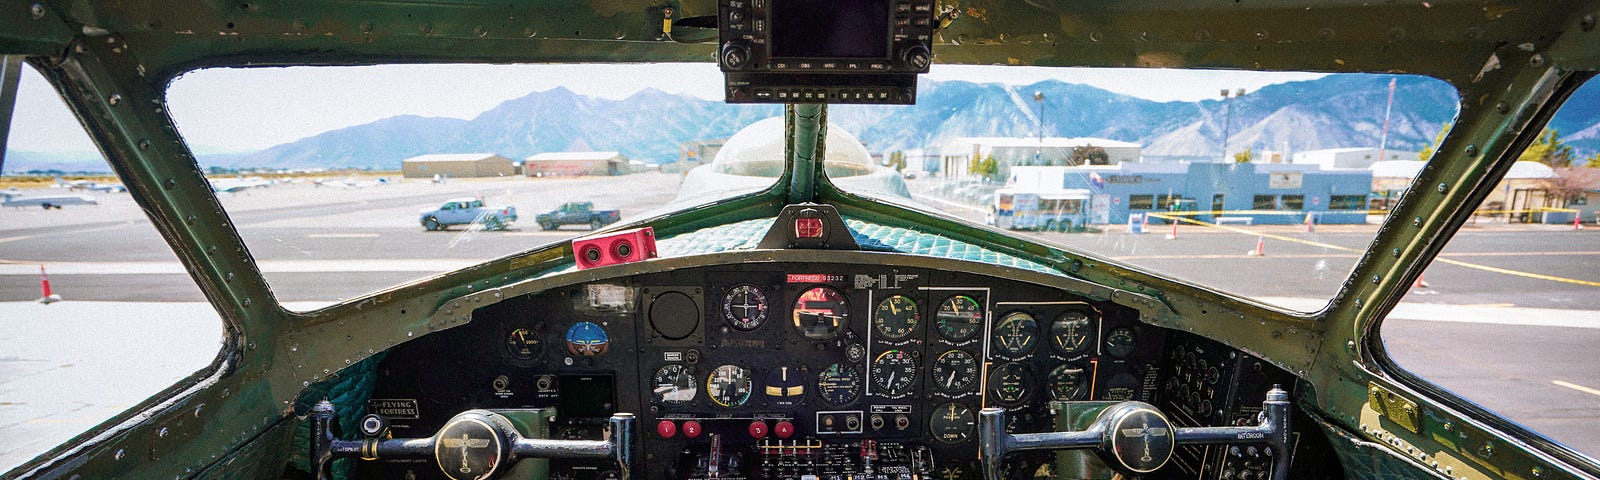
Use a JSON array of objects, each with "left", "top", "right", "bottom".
[
  {"left": 656, "top": 420, "right": 677, "bottom": 438},
  {"left": 682, "top": 420, "right": 702, "bottom": 438},
  {"left": 748, "top": 421, "right": 768, "bottom": 439},
  {"left": 773, "top": 421, "right": 795, "bottom": 439}
]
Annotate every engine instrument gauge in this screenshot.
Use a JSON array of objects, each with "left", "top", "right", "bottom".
[
  {"left": 928, "top": 402, "right": 975, "bottom": 444},
  {"left": 505, "top": 327, "right": 542, "bottom": 360},
  {"left": 873, "top": 295, "right": 919, "bottom": 340},
  {"left": 565, "top": 322, "right": 609, "bottom": 357},
  {"left": 870, "top": 349, "right": 918, "bottom": 396},
  {"left": 816, "top": 363, "right": 862, "bottom": 406},
  {"left": 1105, "top": 327, "right": 1137, "bottom": 358},
  {"left": 763, "top": 366, "right": 806, "bottom": 408},
  {"left": 930, "top": 350, "right": 978, "bottom": 394},
  {"left": 793, "top": 286, "right": 849, "bottom": 340},
  {"left": 722, "top": 284, "right": 769, "bottom": 331},
  {"left": 987, "top": 362, "right": 1032, "bottom": 405},
  {"left": 652, "top": 364, "right": 698, "bottom": 405},
  {"left": 934, "top": 295, "right": 983, "bottom": 342},
  {"left": 991, "top": 312, "right": 1038, "bottom": 357},
  {"left": 1047, "top": 364, "right": 1088, "bottom": 401},
  {"left": 1050, "top": 311, "right": 1094, "bottom": 356},
  {"left": 706, "top": 365, "right": 753, "bottom": 408}
]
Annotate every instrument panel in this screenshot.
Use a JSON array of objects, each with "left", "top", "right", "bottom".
[{"left": 359, "top": 262, "right": 1333, "bottom": 480}]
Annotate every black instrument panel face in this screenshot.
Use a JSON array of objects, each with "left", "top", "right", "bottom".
[{"left": 362, "top": 263, "right": 1175, "bottom": 480}]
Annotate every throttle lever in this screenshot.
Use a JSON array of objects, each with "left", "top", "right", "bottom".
[
  {"left": 310, "top": 400, "right": 634, "bottom": 480},
  {"left": 980, "top": 385, "right": 1291, "bottom": 480}
]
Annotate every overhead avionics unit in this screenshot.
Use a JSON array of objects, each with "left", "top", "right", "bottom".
[{"left": 719, "top": 0, "right": 935, "bottom": 104}]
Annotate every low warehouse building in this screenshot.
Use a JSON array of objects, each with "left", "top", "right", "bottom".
[
  {"left": 400, "top": 153, "right": 515, "bottom": 178},
  {"left": 525, "top": 151, "right": 630, "bottom": 177}
]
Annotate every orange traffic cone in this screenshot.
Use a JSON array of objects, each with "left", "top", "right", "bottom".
[
  {"left": 1413, "top": 271, "right": 1430, "bottom": 289},
  {"left": 1304, "top": 212, "right": 1315, "bottom": 233},
  {"left": 1166, "top": 217, "right": 1178, "bottom": 240},
  {"left": 1247, "top": 236, "right": 1265, "bottom": 256},
  {"left": 1576, "top": 212, "right": 1585, "bottom": 231},
  {"left": 38, "top": 265, "right": 61, "bottom": 304}
]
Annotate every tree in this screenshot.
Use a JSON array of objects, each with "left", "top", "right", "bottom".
[
  {"left": 1233, "top": 148, "right": 1254, "bottom": 163},
  {"left": 1069, "top": 146, "right": 1110, "bottom": 166},
  {"left": 1585, "top": 153, "right": 1600, "bottom": 168},
  {"left": 887, "top": 150, "right": 907, "bottom": 172},
  {"left": 1418, "top": 125, "right": 1449, "bottom": 161},
  {"left": 974, "top": 154, "right": 1000, "bottom": 181},
  {"left": 1541, "top": 167, "right": 1600, "bottom": 206},
  {"left": 1518, "top": 128, "right": 1574, "bottom": 167}
]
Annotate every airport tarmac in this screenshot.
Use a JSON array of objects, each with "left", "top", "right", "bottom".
[{"left": 2, "top": 173, "right": 1599, "bottom": 469}]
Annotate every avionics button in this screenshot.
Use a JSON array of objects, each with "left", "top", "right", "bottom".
[
  {"left": 774, "top": 421, "right": 795, "bottom": 439},
  {"left": 683, "top": 420, "right": 703, "bottom": 438},
  {"left": 754, "top": 89, "right": 774, "bottom": 100},
  {"left": 657, "top": 420, "right": 677, "bottom": 438},
  {"left": 749, "top": 421, "right": 769, "bottom": 439}
]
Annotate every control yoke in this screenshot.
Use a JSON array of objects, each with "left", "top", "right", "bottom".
[
  {"left": 979, "top": 386, "right": 1292, "bottom": 480},
  {"left": 309, "top": 400, "right": 634, "bottom": 480}
]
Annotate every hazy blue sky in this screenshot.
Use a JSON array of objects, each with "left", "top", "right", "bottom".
[{"left": 13, "top": 63, "right": 1324, "bottom": 153}]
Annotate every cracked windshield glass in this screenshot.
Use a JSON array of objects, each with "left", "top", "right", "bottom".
[{"left": 149, "top": 64, "right": 1458, "bottom": 312}]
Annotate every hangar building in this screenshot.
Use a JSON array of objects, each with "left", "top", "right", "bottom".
[{"left": 400, "top": 153, "right": 515, "bottom": 178}]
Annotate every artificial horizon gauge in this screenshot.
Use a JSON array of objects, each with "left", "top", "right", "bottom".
[
  {"left": 1050, "top": 311, "right": 1094, "bottom": 356},
  {"left": 764, "top": 366, "right": 807, "bottom": 408},
  {"left": 870, "top": 349, "right": 918, "bottom": 396},
  {"left": 934, "top": 295, "right": 983, "bottom": 341},
  {"left": 930, "top": 350, "right": 978, "bottom": 394},
  {"left": 504, "top": 327, "right": 542, "bottom": 360},
  {"left": 722, "top": 284, "right": 769, "bottom": 331},
  {"left": 793, "top": 286, "right": 849, "bottom": 340},
  {"left": 987, "top": 362, "right": 1032, "bottom": 405},
  {"left": 991, "top": 312, "right": 1038, "bottom": 357},
  {"left": 1105, "top": 327, "right": 1137, "bottom": 358},
  {"left": 874, "top": 295, "right": 919, "bottom": 340},
  {"left": 816, "top": 362, "right": 862, "bottom": 407},
  {"left": 707, "top": 364, "right": 753, "bottom": 408},
  {"left": 652, "top": 364, "right": 698, "bottom": 405},
  {"left": 564, "top": 322, "right": 609, "bottom": 357},
  {"left": 928, "top": 402, "right": 975, "bottom": 444}
]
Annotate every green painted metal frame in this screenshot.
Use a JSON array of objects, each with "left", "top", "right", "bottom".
[{"left": 4, "top": 0, "right": 1600, "bottom": 479}]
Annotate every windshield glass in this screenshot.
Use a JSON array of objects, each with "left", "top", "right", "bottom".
[
  {"left": 834, "top": 67, "right": 1457, "bottom": 312},
  {"left": 166, "top": 64, "right": 781, "bottom": 310}
]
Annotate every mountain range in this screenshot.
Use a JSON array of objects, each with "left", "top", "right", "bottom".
[{"left": 11, "top": 73, "right": 1600, "bottom": 173}]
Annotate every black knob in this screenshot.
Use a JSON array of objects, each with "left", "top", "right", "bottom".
[
  {"left": 722, "top": 42, "right": 752, "bottom": 70},
  {"left": 900, "top": 45, "right": 931, "bottom": 71}
]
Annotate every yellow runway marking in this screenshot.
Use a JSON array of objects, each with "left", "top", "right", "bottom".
[
  {"left": 1553, "top": 380, "right": 1600, "bottom": 398},
  {"left": 1148, "top": 213, "right": 1600, "bottom": 288},
  {"left": 0, "top": 235, "right": 33, "bottom": 244},
  {"left": 304, "top": 233, "right": 380, "bottom": 239}
]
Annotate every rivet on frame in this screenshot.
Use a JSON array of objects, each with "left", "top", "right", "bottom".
[
  {"left": 1436, "top": 182, "right": 1448, "bottom": 193},
  {"left": 1088, "top": 31, "right": 1102, "bottom": 42},
  {"left": 109, "top": 94, "right": 122, "bottom": 105},
  {"left": 115, "top": 449, "right": 126, "bottom": 460},
  {"left": 360, "top": 21, "right": 374, "bottom": 33},
  {"left": 1372, "top": 275, "right": 1381, "bottom": 284},
  {"left": 138, "top": 139, "right": 151, "bottom": 151},
  {"left": 1583, "top": 15, "right": 1597, "bottom": 32},
  {"left": 242, "top": 298, "right": 252, "bottom": 307},
  {"left": 1392, "top": 248, "right": 1401, "bottom": 257},
  {"left": 31, "top": 4, "right": 44, "bottom": 19},
  {"left": 1529, "top": 54, "right": 1545, "bottom": 67},
  {"left": 1464, "top": 144, "right": 1478, "bottom": 157},
  {"left": 1413, "top": 216, "right": 1423, "bottom": 227},
  {"left": 164, "top": 178, "right": 176, "bottom": 189},
  {"left": 1496, "top": 102, "right": 1510, "bottom": 114},
  {"left": 185, "top": 214, "right": 197, "bottom": 224},
  {"left": 158, "top": 427, "right": 169, "bottom": 438}
]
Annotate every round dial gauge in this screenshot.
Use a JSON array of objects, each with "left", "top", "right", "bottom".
[
  {"left": 706, "top": 365, "right": 753, "bottom": 408},
  {"left": 987, "top": 362, "right": 1033, "bottom": 405},
  {"left": 874, "top": 295, "right": 920, "bottom": 340},
  {"left": 1050, "top": 311, "right": 1094, "bottom": 356},
  {"left": 652, "top": 365, "right": 698, "bottom": 405},
  {"left": 934, "top": 295, "right": 983, "bottom": 341},
  {"left": 928, "top": 402, "right": 976, "bottom": 444},
  {"left": 870, "top": 349, "right": 919, "bottom": 396},
  {"left": 505, "top": 327, "right": 542, "bottom": 360},
  {"left": 722, "top": 284, "right": 769, "bottom": 331},
  {"left": 1104, "top": 372, "right": 1139, "bottom": 401},
  {"left": 565, "top": 322, "right": 609, "bottom": 357},
  {"left": 793, "top": 286, "right": 849, "bottom": 340},
  {"left": 1048, "top": 364, "right": 1088, "bottom": 401},
  {"left": 816, "top": 363, "right": 862, "bottom": 407},
  {"left": 763, "top": 366, "right": 806, "bottom": 408},
  {"left": 930, "top": 350, "right": 979, "bottom": 394},
  {"left": 990, "top": 312, "right": 1038, "bottom": 357},
  {"left": 1105, "top": 327, "right": 1137, "bottom": 358}
]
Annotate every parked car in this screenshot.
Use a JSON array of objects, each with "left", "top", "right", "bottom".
[
  {"left": 418, "top": 197, "right": 517, "bottom": 231},
  {"left": 536, "top": 201, "right": 621, "bottom": 230}
]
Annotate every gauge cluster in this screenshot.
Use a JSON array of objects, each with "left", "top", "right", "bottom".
[{"left": 359, "top": 263, "right": 1188, "bottom": 480}]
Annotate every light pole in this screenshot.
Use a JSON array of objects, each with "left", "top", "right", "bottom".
[
  {"left": 1220, "top": 88, "right": 1245, "bottom": 161},
  {"left": 1033, "top": 91, "right": 1045, "bottom": 165}
]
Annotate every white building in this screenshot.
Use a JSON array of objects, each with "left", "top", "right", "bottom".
[
  {"left": 936, "top": 137, "right": 1142, "bottom": 179},
  {"left": 1292, "top": 147, "right": 1418, "bottom": 170}
]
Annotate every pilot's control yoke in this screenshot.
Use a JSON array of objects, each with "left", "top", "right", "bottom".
[
  {"left": 980, "top": 386, "right": 1292, "bottom": 480},
  {"left": 309, "top": 400, "right": 634, "bottom": 480}
]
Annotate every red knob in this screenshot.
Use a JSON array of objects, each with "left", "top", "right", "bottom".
[
  {"left": 773, "top": 421, "right": 795, "bottom": 439},
  {"left": 748, "top": 421, "right": 769, "bottom": 439},
  {"left": 682, "top": 420, "right": 703, "bottom": 438},
  {"left": 656, "top": 420, "right": 677, "bottom": 438}
]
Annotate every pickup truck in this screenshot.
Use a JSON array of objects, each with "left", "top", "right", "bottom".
[
  {"left": 536, "top": 202, "right": 621, "bottom": 230},
  {"left": 419, "top": 197, "right": 517, "bottom": 231}
]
